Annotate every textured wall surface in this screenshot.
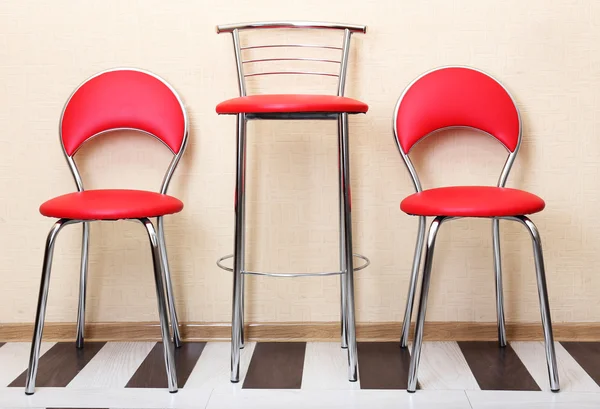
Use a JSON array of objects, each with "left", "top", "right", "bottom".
[{"left": 0, "top": 0, "right": 599, "bottom": 324}]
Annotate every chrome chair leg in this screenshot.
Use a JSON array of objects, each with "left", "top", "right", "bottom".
[
  {"left": 339, "top": 217, "right": 348, "bottom": 350},
  {"left": 240, "top": 273, "right": 245, "bottom": 349},
  {"left": 76, "top": 221, "right": 90, "bottom": 349},
  {"left": 339, "top": 113, "right": 358, "bottom": 381},
  {"left": 239, "top": 117, "right": 248, "bottom": 350},
  {"left": 407, "top": 216, "right": 446, "bottom": 393},
  {"left": 338, "top": 116, "right": 348, "bottom": 349},
  {"left": 340, "top": 269, "right": 348, "bottom": 349},
  {"left": 140, "top": 218, "right": 178, "bottom": 393},
  {"left": 400, "top": 215, "right": 426, "bottom": 348},
  {"left": 157, "top": 216, "right": 182, "bottom": 348},
  {"left": 515, "top": 215, "right": 560, "bottom": 392},
  {"left": 25, "top": 219, "right": 75, "bottom": 395},
  {"left": 231, "top": 113, "right": 246, "bottom": 382},
  {"left": 492, "top": 218, "right": 507, "bottom": 347}
]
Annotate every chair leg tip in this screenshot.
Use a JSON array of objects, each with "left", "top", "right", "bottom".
[
  {"left": 231, "top": 380, "right": 240, "bottom": 384},
  {"left": 400, "top": 337, "right": 408, "bottom": 348},
  {"left": 169, "top": 389, "right": 178, "bottom": 394},
  {"left": 551, "top": 388, "right": 560, "bottom": 393},
  {"left": 25, "top": 392, "right": 34, "bottom": 396},
  {"left": 407, "top": 389, "right": 416, "bottom": 394},
  {"left": 173, "top": 335, "right": 183, "bottom": 348}
]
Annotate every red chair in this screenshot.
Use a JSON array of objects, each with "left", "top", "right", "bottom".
[
  {"left": 24, "top": 68, "right": 188, "bottom": 394},
  {"left": 393, "top": 66, "right": 560, "bottom": 392},
  {"left": 215, "top": 21, "right": 369, "bottom": 383}
]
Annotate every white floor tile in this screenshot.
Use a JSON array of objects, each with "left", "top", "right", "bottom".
[
  {"left": 183, "top": 341, "right": 256, "bottom": 392},
  {"left": 67, "top": 342, "right": 155, "bottom": 388},
  {"left": 408, "top": 341, "right": 480, "bottom": 390},
  {"left": 206, "top": 389, "right": 473, "bottom": 409},
  {"left": 466, "top": 390, "right": 600, "bottom": 409},
  {"left": 301, "top": 342, "right": 360, "bottom": 390},
  {"left": 0, "top": 387, "right": 212, "bottom": 409},
  {"left": 0, "top": 342, "right": 55, "bottom": 387},
  {"left": 511, "top": 341, "right": 600, "bottom": 393}
]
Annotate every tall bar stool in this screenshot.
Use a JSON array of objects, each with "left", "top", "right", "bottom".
[
  {"left": 215, "top": 21, "right": 369, "bottom": 382},
  {"left": 25, "top": 68, "right": 188, "bottom": 394},
  {"left": 393, "top": 66, "right": 559, "bottom": 392}
]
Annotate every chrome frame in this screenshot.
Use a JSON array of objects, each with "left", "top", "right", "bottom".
[
  {"left": 25, "top": 68, "right": 188, "bottom": 395},
  {"left": 230, "top": 113, "right": 246, "bottom": 382},
  {"left": 217, "top": 22, "right": 366, "bottom": 383},
  {"left": 216, "top": 22, "right": 366, "bottom": 97},
  {"left": 216, "top": 21, "right": 367, "bottom": 33},
  {"left": 216, "top": 253, "right": 370, "bottom": 276},
  {"left": 392, "top": 66, "right": 559, "bottom": 392}
]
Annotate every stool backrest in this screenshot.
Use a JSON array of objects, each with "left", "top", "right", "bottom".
[
  {"left": 59, "top": 68, "right": 189, "bottom": 193},
  {"left": 216, "top": 21, "right": 366, "bottom": 97},
  {"left": 392, "top": 66, "right": 522, "bottom": 192}
]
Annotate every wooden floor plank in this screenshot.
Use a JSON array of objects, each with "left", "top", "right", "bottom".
[
  {"left": 458, "top": 341, "right": 540, "bottom": 391},
  {"left": 357, "top": 342, "right": 412, "bottom": 389},
  {"left": 302, "top": 342, "right": 361, "bottom": 390},
  {"left": 9, "top": 342, "right": 105, "bottom": 388},
  {"left": 561, "top": 342, "right": 600, "bottom": 386},
  {"left": 0, "top": 342, "right": 56, "bottom": 387},
  {"left": 126, "top": 342, "right": 206, "bottom": 388},
  {"left": 184, "top": 342, "right": 256, "bottom": 391},
  {"left": 242, "top": 342, "right": 306, "bottom": 389},
  {"left": 68, "top": 342, "right": 155, "bottom": 388},
  {"left": 408, "top": 341, "right": 480, "bottom": 390}
]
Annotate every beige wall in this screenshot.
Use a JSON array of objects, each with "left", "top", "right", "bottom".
[{"left": 0, "top": 0, "right": 599, "bottom": 325}]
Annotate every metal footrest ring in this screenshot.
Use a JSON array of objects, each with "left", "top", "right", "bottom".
[{"left": 216, "top": 253, "right": 370, "bottom": 277}]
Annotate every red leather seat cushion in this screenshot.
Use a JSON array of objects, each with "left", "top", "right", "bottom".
[
  {"left": 61, "top": 70, "right": 186, "bottom": 156},
  {"left": 40, "top": 189, "right": 184, "bottom": 220},
  {"left": 400, "top": 186, "right": 545, "bottom": 217},
  {"left": 395, "top": 67, "right": 520, "bottom": 153},
  {"left": 216, "top": 94, "right": 368, "bottom": 114}
]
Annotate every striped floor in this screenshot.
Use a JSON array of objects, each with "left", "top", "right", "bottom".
[{"left": 1, "top": 341, "right": 600, "bottom": 408}]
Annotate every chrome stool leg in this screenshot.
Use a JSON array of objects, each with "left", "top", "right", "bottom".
[
  {"left": 140, "top": 218, "right": 178, "bottom": 393},
  {"left": 157, "top": 216, "right": 182, "bottom": 348},
  {"left": 240, "top": 273, "right": 245, "bottom": 349},
  {"left": 492, "top": 218, "right": 507, "bottom": 347},
  {"left": 231, "top": 113, "right": 246, "bottom": 382},
  {"left": 239, "top": 118, "right": 248, "bottom": 350},
  {"left": 515, "top": 216, "right": 560, "bottom": 392},
  {"left": 407, "top": 216, "right": 446, "bottom": 393},
  {"left": 338, "top": 117, "right": 348, "bottom": 349},
  {"left": 76, "top": 221, "right": 90, "bottom": 349},
  {"left": 25, "top": 219, "right": 74, "bottom": 395},
  {"left": 339, "top": 113, "right": 358, "bottom": 381},
  {"left": 400, "top": 216, "right": 426, "bottom": 348}
]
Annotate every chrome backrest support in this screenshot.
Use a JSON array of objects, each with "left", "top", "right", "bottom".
[
  {"left": 216, "top": 21, "right": 366, "bottom": 97},
  {"left": 58, "top": 67, "right": 189, "bottom": 194},
  {"left": 391, "top": 66, "right": 522, "bottom": 192}
]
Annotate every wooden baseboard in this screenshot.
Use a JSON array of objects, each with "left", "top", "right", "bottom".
[{"left": 2, "top": 321, "right": 600, "bottom": 342}]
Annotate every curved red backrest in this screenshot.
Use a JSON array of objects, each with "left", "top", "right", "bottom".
[
  {"left": 60, "top": 69, "right": 186, "bottom": 156},
  {"left": 395, "top": 67, "right": 520, "bottom": 154}
]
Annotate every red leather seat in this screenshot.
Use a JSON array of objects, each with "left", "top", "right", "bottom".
[
  {"left": 40, "top": 189, "right": 184, "bottom": 220},
  {"left": 216, "top": 94, "right": 369, "bottom": 114},
  {"left": 400, "top": 186, "right": 545, "bottom": 217}
]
